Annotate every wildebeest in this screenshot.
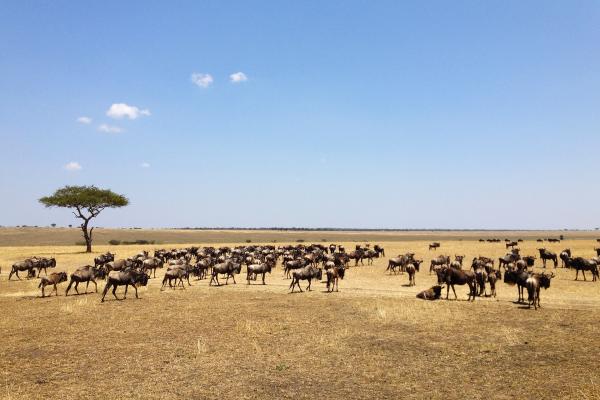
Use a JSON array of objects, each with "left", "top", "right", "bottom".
[
  {"left": 387, "top": 253, "right": 414, "bottom": 274},
  {"left": 416, "top": 285, "right": 443, "bottom": 300},
  {"left": 503, "top": 266, "right": 530, "bottom": 303},
  {"left": 8, "top": 260, "right": 36, "bottom": 280},
  {"left": 94, "top": 252, "right": 114, "bottom": 268},
  {"left": 405, "top": 263, "right": 417, "bottom": 286},
  {"left": 100, "top": 269, "right": 149, "bottom": 302},
  {"left": 142, "top": 257, "right": 164, "bottom": 278},
  {"left": 39, "top": 272, "right": 68, "bottom": 297},
  {"left": 537, "top": 248, "right": 558, "bottom": 268},
  {"left": 525, "top": 273, "right": 554, "bottom": 310},
  {"left": 210, "top": 261, "right": 242, "bottom": 286},
  {"left": 428, "top": 242, "right": 440, "bottom": 250},
  {"left": 559, "top": 249, "right": 571, "bottom": 268},
  {"left": 161, "top": 266, "right": 189, "bottom": 290},
  {"left": 32, "top": 257, "right": 56, "bottom": 277},
  {"left": 506, "top": 241, "right": 518, "bottom": 249},
  {"left": 289, "top": 266, "right": 322, "bottom": 293},
  {"left": 566, "top": 257, "right": 599, "bottom": 281},
  {"left": 430, "top": 255, "right": 450, "bottom": 274},
  {"left": 247, "top": 263, "right": 272, "bottom": 285},
  {"left": 487, "top": 270, "right": 501, "bottom": 297},
  {"left": 326, "top": 266, "right": 345, "bottom": 292},
  {"left": 436, "top": 266, "right": 476, "bottom": 301},
  {"left": 66, "top": 265, "right": 105, "bottom": 295},
  {"left": 498, "top": 251, "right": 520, "bottom": 270}
]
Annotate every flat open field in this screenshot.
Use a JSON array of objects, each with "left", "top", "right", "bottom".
[{"left": 1, "top": 231, "right": 600, "bottom": 399}]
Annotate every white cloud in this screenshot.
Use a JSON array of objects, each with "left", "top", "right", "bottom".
[
  {"left": 64, "top": 161, "right": 82, "bottom": 171},
  {"left": 77, "top": 116, "right": 92, "bottom": 124},
  {"left": 229, "top": 72, "right": 248, "bottom": 83},
  {"left": 140, "top": 162, "right": 151, "bottom": 168},
  {"left": 98, "top": 124, "right": 123, "bottom": 134},
  {"left": 191, "top": 72, "right": 213, "bottom": 88},
  {"left": 106, "top": 103, "right": 151, "bottom": 120}
]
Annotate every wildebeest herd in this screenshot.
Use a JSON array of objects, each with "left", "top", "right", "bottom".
[{"left": 5, "top": 241, "right": 600, "bottom": 310}]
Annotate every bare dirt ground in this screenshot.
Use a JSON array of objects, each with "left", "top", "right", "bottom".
[{"left": 1, "top": 231, "right": 599, "bottom": 399}]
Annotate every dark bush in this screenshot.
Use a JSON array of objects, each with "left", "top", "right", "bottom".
[
  {"left": 246, "top": 239, "right": 252, "bottom": 243},
  {"left": 108, "top": 239, "right": 121, "bottom": 245}
]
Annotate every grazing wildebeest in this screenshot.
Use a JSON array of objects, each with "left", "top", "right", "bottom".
[
  {"left": 66, "top": 265, "right": 105, "bottom": 295},
  {"left": 326, "top": 266, "right": 345, "bottom": 292},
  {"left": 247, "top": 263, "right": 272, "bottom": 285},
  {"left": 436, "top": 266, "right": 476, "bottom": 301},
  {"left": 566, "top": 257, "right": 599, "bottom": 281},
  {"left": 525, "top": 273, "right": 554, "bottom": 310},
  {"left": 538, "top": 248, "right": 558, "bottom": 268},
  {"left": 416, "top": 285, "right": 443, "bottom": 300},
  {"left": 8, "top": 260, "right": 35, "bottom": 280},
  {"left": 503, "top": 266, "right": 530, "bottom": 303},
  {"left": 428, "top": 242, "right": 440, "bottom": 251},
  {"left": 430, "top": 255, "right": 450, "bottom": 274},
  {"left": 210, "top": 261, "right": 241, "bottom": 286},
  {"left": 559, "top": 249, "right": 571, "bottom": 268},
  {"left": 142, "top": 257, "right": 164, "bottom": 278},
  {"left": 39, "top": 272, "right": 68, "bottom": 297},
  {"left": 100, "top": 269, "right": 149, "bottom": 302},
  {"left": 289, "top": 266, "right": 322, "bottom": 293}
]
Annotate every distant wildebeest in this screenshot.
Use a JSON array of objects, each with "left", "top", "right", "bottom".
[
  {"left": 526, "top": 273, "right": 554, "bottom": 310},
  {"left": 66, "top": 265, "right": 105, "bottom": 295},
  {"left": 506, "top": 241, "right": 518, "bottom": 249},
  {"left": 8, "top": 260, "right": 36, "bottom": 280},
  {"left": 247, "top": 263, "right": 272, "bottom": 285},
  {"left": 326, "top": 266, "right": 345, "bottom": 292},
  {"left": 39, "top": 272, "right": 68, "bottom": 297},
  {"left": 436, "top": 266, "right": 476, "bottom": 301},
  {"left": 100, "top": 269, "right": 149, "bottom": 302},
  {"left": 537, "top": 248, "right": 558, "bottom": 268},
  {"left": 210, "top": 261, "right": 241, "bottom": 286},
  {"left": 289, "top": 266, "right": 322, "bottom": 293},
  {"left": 416, "top": 285, "right": 443, "bottom": 300},
  {"left": 428, "top": 242, "right": 440, "bottom": 251},
  {"left": 565, "top": 257, "right": 599, "bottom": 282}
]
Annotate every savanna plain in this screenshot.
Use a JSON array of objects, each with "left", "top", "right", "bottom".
[{"left": 1, "top": 228, "right": 599, "bottom": 400}]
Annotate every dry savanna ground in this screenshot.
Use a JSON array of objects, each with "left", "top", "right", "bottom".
[{"left": 1, "top": 230, "right": 600, "bottom": 399}]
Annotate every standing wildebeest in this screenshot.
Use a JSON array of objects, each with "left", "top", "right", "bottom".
[
  {"left": 142, "top": 257, "right": 164, "bottom": 278},
  {"left": 8, "top": 260, "right": 35, "bottom": 280},
  {"left": 33, "top": 257, "right": 56, "bottom": 277},
  {"left": 347, "top": 249, "right": 364, "bottom": 266},
  {"left": 405, "top": 263, "right": 418, "bottom": 286},
  {"left": 503, "top": 266, "right": 530, "bottom": 303},
  {"left": 210, "top": 261, "right": 241, "bottom": 286},
  {"left": 374, "top": 244, "right": 385, "bottom": 257},
  {"left": 538, "top": 248, "right": 558, "bottom": 268},
  {"left": 326, "top": 266, "right": 345, "bottom": 292},
  {"left": 506, "top": 241, "right": 518, "bottom": 249},
  {"left": 430, "top": 255, "right": 450, "bottom": 274},
  {"left": 247, "top": 263, "right": 272, "bottom": 285},
  {"left": 525, "top": 273, "right": 554, "bottom": 310},
  {"left": 487, "top": 270, "right": 501, "bottom": 297},
  {"left": 66, "top": 265, "right": 105, "bottom": 295},
  {"left": 454, "top": 255, "right": 465, "bottom": 267},
  {"left": 289, "top": 266, "right": 322, "bottom": 293},
  {"left": 566, "top": 257, "right": 599, "bottom": 281},
  {"left": 39, "top": 272, "right": 68, "bottom": 297},
  {"left": 559, "top": 249, "right": 571, "bottom": 268},
  {"left": 416, "top": 285, "right": 443, "bottom": 300},
  {"left": 428, "top": 242, "right": 440, "bottom": 251},
  {"left": 498, "top": 251, "right": 521, "bottom": 270},
  {"left": 436, "top": 266, "right": 476, "bottom": 301},
  {"left": 161, "top": 266, "right": 189, "bottom": 290},
  {"left": 94, "top": 252, "right": 114, "bottom": 268},
  {"left": 100, "top": 269, "right": 149, "bottom": 302}
]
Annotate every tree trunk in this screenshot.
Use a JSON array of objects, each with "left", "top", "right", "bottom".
[{"left": 81, "top": 219, "right": 93, "bottom": 253}]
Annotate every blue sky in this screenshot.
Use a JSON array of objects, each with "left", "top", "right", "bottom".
[{"left": 1, "top": 1, "right": 599, "bottom": 229}]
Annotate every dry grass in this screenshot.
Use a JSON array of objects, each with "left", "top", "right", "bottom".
[{"left": 1, "top": 231, "right": 599, "bottom": 399}]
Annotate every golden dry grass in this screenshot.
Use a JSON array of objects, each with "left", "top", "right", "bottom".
[{"left": 1, "top": 230, "right": 599, "bottom": 399}]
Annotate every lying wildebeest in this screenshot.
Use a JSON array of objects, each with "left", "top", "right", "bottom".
[
  {"left": 247, "top": 263, "right": 272, "bottom": 285},
  {"left": 66, "top": 265, "right": 105, "bottom": 295},
  {"left": 566, "top": 257, "right": 599, "bottom": 281},
  {"left": 503, "top": 266, "right": 530, "bottom": 303},
  {"left": 209, "top": 261, "right": 241, "bottom": 286},
  {"left": 436, "top": 266, "right": 476, "bottom": 301},
  {"left": 526, "top": 272, "right": 554, "bottom": 310},
  {"left": 39, "top": 272, "right": 68, "bottom": 297},
  {"left": 538, "top": 248, "right": 558, "bottom": 268},
  {"left": 142, "top": 257, "right": 164, "bottom": 278},
  {"left": 326, "top": 266, "right": 345, "bottom": 292},
  {"left": 416, "top": 285, "right": 443, "bottom": 300},
  {"left": 101, "top": 269, "right": 149, "bottom": 302},
  {"left": 430, "top": 255, "right": 450, "bottom": 274},
  {"left": 289, "top": 266, "right": 322, "bottom": 293},
  {"left": 8, "top": 260, "right": 36, "bottom": 280}
]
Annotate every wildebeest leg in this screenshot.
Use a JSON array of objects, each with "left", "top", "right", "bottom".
[
  {"left": 75, "top": 281, "right": 80, "bottom": 294},
  {"left": 451, "top": 285, "right": 457, "bottom": 300},
  {"left": 66, "top": 280, "right": 74, "bottom": 296},
  {"left": 583, "top": 270, "right": 587, "bottom": 281},
  {"left": 306, "top": 278, "right": 312, "bottom": 291},
  {"left": 231, "top": 274, "right": 236, "bottom": 284},
  {"left": 92, "top": 279, "right": 97, "bottom": 293},
  {"left": 133, "top": 285, "right": 139, "bottom": 299},
  {"left": 446, "top": 285, "right": 450, "bottom": 300},
  {"left": 262, "top": 273, "right": 266, "bottom": 285},
  {"left": 41, "top": 284, "right": 46, "bottom": 298},
  {"left": 112, "top": 284, "right": 119, "bottom": 300},
  {"left": 85, "top": 281, "right": 91, "bottom": 293},
  {"left": 124, "top": 284, "right": 129, "bottom": 299},
  {"left": 53, "top": 284, "right": 58, "bottom": 297}
]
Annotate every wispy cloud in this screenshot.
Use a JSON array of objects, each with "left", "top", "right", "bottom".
[
  {"left": 98, "top": 124, "right": 123, "bottom": 133},
  {"left": 140, "top": 162, "right": 151, "bottom": 168},
  {"left": 106, "top": 103, "right": 151, "bottom": 120},
  {"left": 64, "top": 161, "right": 82, "bottom": 171},
  {"left": 77, "top": 116, "right": 92, "bottom": 124},
  {"left": 191, "top": 72, "right": 213, "bottom": 88},
  {"left": 229, "top": 72, "right": 248, "bottom": 83}
]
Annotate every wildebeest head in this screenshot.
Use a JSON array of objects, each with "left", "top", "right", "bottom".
[
  {"left": 315, "top": 268, "right": 323, "bottom": 280},
  {"left": 57, "top": 272, "right": 68, "bottom": 283},
  {"left": 338, "top": 267, "right": 346, "bottom": 280},
  {"left": 413, "top": 259, "right": 423, "bottom": 271},
  {"left": 538, "top": 273, "right": 554, "bottom": 289},
  {"left": 135, "top": 272, "right": 150, "bottom": 287},
  {"left": 435, "top": 266, "right": 448, "bottom": 285}
]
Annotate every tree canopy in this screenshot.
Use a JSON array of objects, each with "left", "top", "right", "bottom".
[{"left": 39, "top": 185, "right": 129, "bottom": 215}]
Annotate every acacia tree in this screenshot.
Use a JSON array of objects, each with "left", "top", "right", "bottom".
[{"left": 39, "top": 185, "right": 129, "bottom": 252}]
